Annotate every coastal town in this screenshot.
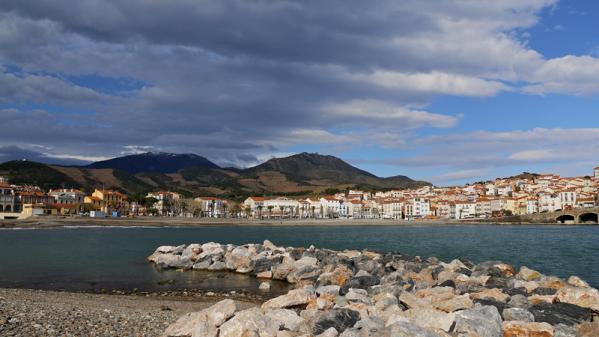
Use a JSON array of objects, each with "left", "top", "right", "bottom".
[{"left": 2, "top": 166, "right": 599, "bottom": 222}]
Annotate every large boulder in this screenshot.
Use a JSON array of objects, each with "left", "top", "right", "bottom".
[
  {"left": 518, "top": 266, "right": 542, "bottom": 281},
  {"left": 218, "top": 307, "right": 279, "bottom": 337},
  {"left": 453, "top": 305, "right": 503, "bottom": 337},
  {"left": 502, "top": 321, "right": 554, "bottom": 337},
  {"left": 163, "top": 299, "right": 236, "bottom": 337},
  {"left": 313, "top": 308, "right": 361, "bottom": 335},
  {"left": 502, "top": 308, "right": 535, "bottom": 322},
  {"left": 555, "top": 287, "right": 599, "bottom": 311},
  {"left": 400, "top": 308, "right": 455, "bottom": 332},
  {"left": 262, "top": 287, "right": 316, "bottom": 309},
  {"left": 529, "top": 302, "right": 592, "bottom": 326},
  {"left": 386, "top": 321, "right": 444, "bottom": 337},
  {"left": 264, "top": 309, "right": 307, "bottom": 332}
]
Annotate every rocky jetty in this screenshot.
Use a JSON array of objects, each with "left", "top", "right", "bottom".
[{"left": 148, "top": 241, "right": 599, "bottom": 337}]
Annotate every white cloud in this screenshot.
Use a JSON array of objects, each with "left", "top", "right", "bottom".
[
  {"left": 323, "top": 100, "right": 459, "bottom": 129},
  {"left": 524, "top": 55, "right": 599, "bottom": 95},
  {"left": 347, "top": 70, "right": 508, "bottom": 97}
]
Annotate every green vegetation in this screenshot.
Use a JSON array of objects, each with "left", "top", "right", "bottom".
[{"left": 0, "top": 160, "right": 81, "bottom": 190}]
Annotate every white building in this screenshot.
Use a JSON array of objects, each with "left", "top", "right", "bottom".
[
  {"left": 320, "top": 196, "right": 342, "bottom": 218},
  {"left": 405, "top": 198, "right": 430, "bottom": 219},
  {"left": 538, "top": 193, "right": 562, "bottom": 213},
  {"left": 381, "top": 198, "right": 404, "bottom": 219},
  {"left": 558, "top": 190, "right": 577, "bottom": 210},
  {"left": 453, "top": 202, "right": 476, "bottom": 219},
  {"left": 195, "top": 196, "right": 227, "bottom": 217},
  {"left": 48, "top": 188, "right": 85, "bottom": 205},
  {"left": 147, "top": 191, "right": 181, "bottom": 216}
]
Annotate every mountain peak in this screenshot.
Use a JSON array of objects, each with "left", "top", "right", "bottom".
[{"left": 86, "top": 152, "right": 219, "bottom": 174}]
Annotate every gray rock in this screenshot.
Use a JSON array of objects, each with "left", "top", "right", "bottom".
[
  {"left": 502, "top": 307, "right": 534, "bottom": 322},
  {"left": 316, "top": 327, "right": 339, "bottom": 337},
  {"left": 353, "top": 317, "right": 384, "bottom": 336},
  {"left": 287, "top": 265, "right": 321, "bottom": 283},
  {"left": 345, "top": 288, "right": 372, "bottom": 305},
  {"left": 192, "top": 259, "right": 211, "bottom": 270},
  {"left": 553, "top": 323, "right": 580, "bottom": 337},
  {"left": 264, "top": 309, "right": 306, "bottom": 332},
  {"left": 386, "top": 321, "right": 443, "bottom": 337},
  {"left": 163, "top": 299, "right": 236, "bottom": 337},
  {"left": 313, "top": 308, "right": 361, "bottom": 335},
  {"left": 529, "top": 302, "right": 592, "bottom": 326},
  {"left": 262, "top": 287, "right": 315, "bottom": 309},
  {"left": 218, "top": 307, "right": 279, "bottom": 337},
  {"left": 338, "top": 328, "right": 361, "bottom": 337},
  {"left": 453, "top": 305, "right": 502, "bottom": 337},
  {"left": 316, "top": 285, "right": 341, "bottom": 296},
  {"left": 507, "top": 294, "right": 530, "bottom": 308},
  {"left": 207, "top": 261, "right": 226, "bottom": 271}
]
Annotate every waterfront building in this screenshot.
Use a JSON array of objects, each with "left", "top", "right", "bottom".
[
  {"left": 48, "top": 188, "right": 85, "bottom": 208},
  {"left": 147, "top": 191, "right": 181, "bottom": 216},
  {"left": 0, "top": 182, "right": 15, "bottom": 212},
  {"left": 195, "top": 196, "right": 227, "bottom": 217},
  {"left": 84, "top": 189, "right": 129, "bottom": 214}
]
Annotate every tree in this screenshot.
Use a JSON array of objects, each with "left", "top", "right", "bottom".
[
  {"left": 257, "top": 205, "right": 263, "bottom": 219},
  {"left": 244, "top": 206, "right": 252, "bottom": 218},
  {"left": 267, "top": 205, "right": 274, "bottom": 219},
  {"left": 279, "top": 205, "right": 284, "bottom": 218}
]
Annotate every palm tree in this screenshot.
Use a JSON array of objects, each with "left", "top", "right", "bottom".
[
  {"left": 279, "top": 205, "right": 284, "bottom": 218},
  {"left": 267, "top": 205, "right": 274, "bottom": 219},
  {"left": 257, "top": 205, "right": 263, "bottom": 219}
]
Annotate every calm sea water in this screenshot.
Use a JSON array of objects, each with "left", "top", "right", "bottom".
[{"left": 0, "top": 225, "right": 597, "bottom": 293}]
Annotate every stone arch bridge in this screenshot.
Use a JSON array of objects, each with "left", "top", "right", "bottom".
[
  {"left": 541, "top": 208, "right": 599, "bottom": 224},
  {"left": 498, "top": 207, "right": 599, "bottom": 224}
]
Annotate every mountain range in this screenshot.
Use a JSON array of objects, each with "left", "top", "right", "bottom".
[{"left": 0, "top": 152, "right": 430, "bottom": 200}]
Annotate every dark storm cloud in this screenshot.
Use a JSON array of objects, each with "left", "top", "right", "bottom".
[
  {"left": 3, "top": 0, "right": 594, "bottom": 172},
  {"left": 0, "top": 1, "right": 438, "bottom": 70}
]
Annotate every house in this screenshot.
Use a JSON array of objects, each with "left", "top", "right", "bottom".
[
  {"left": 538, "top": 193, "right": 562, "bottom": 213},
  {"left": 347, "top": 200, "right": 363, "bottom": 219},
  {"left": 453, "top": 201, "right": 476, "bottom": 219},
  {"left": 526, "top": 198, "right": 538, "bottom": 214},
  {"left": 195, "top": 196, "right": 227, "bottom": 217},
  {"left": 381, "top": 198, "right": 404, "bottom": 219},
  {"left": 84, "top": 189, "right": 129, "bottom": 214},
  {"left": 243, "top": 196, "right": 270, "bottom": 218},
  {"left": 558, "top": 189, "right": 577, "bottom": 210},
  {"left": 405, "top": 198, "right": 430, "bottom": 219},
  {"left": 436, "top": 201, "right": 452, "bottom": 219},
  {"left": 576, "top": 197, "right": 595, "bottom": 208},
  {"left": 319, "top": 196, "right": 342, "bottom": 218},
  {"left": 15, "top": 191, "right": 52, "bottom": 212},
  {"left": 475, "top": 198, "right": 492, "bottom": 218},
  {"left": 147, "top": 191, "right": 181, "bottom": 216},
  {"left": 0, "top": 182, "right": 15, "bottom": 212},
  {"left": 48, "top": 189, "right": 85, "bottom": 213}
]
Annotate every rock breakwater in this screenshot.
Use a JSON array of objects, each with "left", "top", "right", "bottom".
[{"left": 148, "top": 241, "right": 599, "bottom": 337}]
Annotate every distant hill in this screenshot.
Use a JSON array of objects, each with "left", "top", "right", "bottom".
[
  {"left": 245, "top": 152, "right": 427, "bottom": 189},
  {"left": 0, "top": 152, "right": 430, "bottom": 199},
  {"left": 86, "top": 152, "right": 219, "bottom": 174},
  {"left": 0, "top": 160, "right": 81, "bottom": 190}
]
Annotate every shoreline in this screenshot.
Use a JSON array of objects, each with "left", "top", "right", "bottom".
[
  {"left": 0, "top": 287, "right": 257, "bottom": 337},
  {"left": 0, "top": 215, "right": 574, "bottom": 229}
]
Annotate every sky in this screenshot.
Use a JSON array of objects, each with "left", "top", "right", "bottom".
[{"left": 1, "top": 0, "right": 599, "bottom": 186}]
